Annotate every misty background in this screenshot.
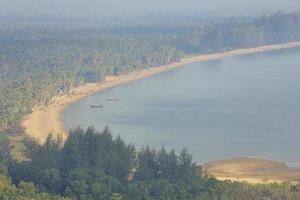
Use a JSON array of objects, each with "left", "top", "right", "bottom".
[{"left": 1, "top": 0, "right": 300, "bottom": 20}]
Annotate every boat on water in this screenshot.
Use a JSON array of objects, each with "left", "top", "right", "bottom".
[
  {"left": 106, "top": 98, "right": 119, "bottom": 102},
  {"left": 90, "top": 105, "right": 103, "bottom": 108}
]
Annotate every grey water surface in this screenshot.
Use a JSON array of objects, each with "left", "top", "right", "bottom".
[{"left": 64, "top": 47, "right": 300, "bottom": 165}]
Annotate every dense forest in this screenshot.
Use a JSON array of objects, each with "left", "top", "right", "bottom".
[
  {"left": 0, "top": 127, "right": 299, "bottom": 199},
  {"left": 1, "top": 12, "right": 300, "bottom": 130},
  {"left": 1, "top": 12, "right": 300, "bottom": 199}
]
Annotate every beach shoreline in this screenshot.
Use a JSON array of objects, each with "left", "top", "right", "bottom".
[
  {"left": 204, "top": 157, "right": 300, "bottom": 184},
  {"left": 22, "top": 41, "right": 300, "bottom": 143},
  {"left": 21, "top": 41, "right": 300, "bottom": 183}
]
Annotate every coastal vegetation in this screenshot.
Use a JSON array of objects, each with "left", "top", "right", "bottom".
[
  {"left": 1, "top": 12, "right": 300, "bottom": 130},
  {"left": 0, "top": 127, "right": 300, "bottom": 199},
  {"left": 1, "top": 11, "right": 300, "bottom": 199}
]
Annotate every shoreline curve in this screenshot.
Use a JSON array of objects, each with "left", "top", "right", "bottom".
[
  {"left": 21, "top": 41, "right": 300, "bottom": 183},
  {"left": 22, "top": 41, "right": 300, "bottom": 142}
]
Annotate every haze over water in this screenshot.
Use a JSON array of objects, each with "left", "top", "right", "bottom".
[{"left": 64, "top": 48, "right": 300, "bottom": 165}]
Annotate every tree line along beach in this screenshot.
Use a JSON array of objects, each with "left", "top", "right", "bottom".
[{"left": 21, "top": 41, "right": 300, "bottom": 184}]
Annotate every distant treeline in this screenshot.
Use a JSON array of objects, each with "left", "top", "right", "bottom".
[
  {"left": 0, "top": 12, "right": 300, "bottom": 129},
  {"left": 0, "top": 127, "right": 299, "bottom": 199}
]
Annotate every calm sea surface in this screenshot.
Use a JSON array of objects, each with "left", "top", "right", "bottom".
[{"left": 64, "top": 48, "right": 300, "bottom": 165}]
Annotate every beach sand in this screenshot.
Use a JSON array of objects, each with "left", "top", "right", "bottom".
[
  {"left": 21, "top": 42, "right": 300, "bottom": 183},
  {"left": 204, "top": 157, "right": 300, "bottom": 184},
  {"left": 22, "top": 41, "right": 300, "bottom": 143}
]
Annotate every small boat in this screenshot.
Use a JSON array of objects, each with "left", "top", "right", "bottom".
[
  {"left": 90, "top": 105, "right": 103, "bottom": 108},
  {"left": 106, "top": 98, "right": 119, "bottom": 102}
]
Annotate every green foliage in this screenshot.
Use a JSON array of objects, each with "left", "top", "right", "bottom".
[
  {"left": 134, "top": 146, "right": 202, "bottom": 185},
  {"left": 9, "top": 127, "right": 135, "bottom": 199},
  {"left": 62, "top": 127, "right": 135, "bottom": 181},
  {"left": 0, "top": 132, "right": 11, "bottom": 175},
  {"left": 1, "top": 12, "right": 300, "bottom": 128},
  {"left": 64, "top": 167, "right": 120, "bottom": 200},
  {"left": 1, "top": 12, "right": 300, "bottom": 199},
  {"left": 3, "top": 127, "right": 300, "bottom": 199},
  {"left": 0, "top": 175, "right": 68, "bottom": 200}
]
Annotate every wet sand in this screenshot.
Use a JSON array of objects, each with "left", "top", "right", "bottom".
[{"left": 204, "top": 157, "right": 300, "bottom": 184}]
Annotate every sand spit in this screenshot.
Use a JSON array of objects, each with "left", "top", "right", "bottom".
[{"left": 204, "top": 157, "right": 300, "bottom": 184}]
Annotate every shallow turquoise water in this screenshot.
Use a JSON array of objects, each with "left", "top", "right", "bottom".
[{"left": 64, "top": 48, "right": 300, "bottom": 165}]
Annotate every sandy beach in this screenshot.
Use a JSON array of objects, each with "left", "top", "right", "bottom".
[
  {"left": 204, "top": 157, "right": 300, "bottom": 184},
  {"left": 22, "top": 41, "right": 300, "bottom": 143},
  {"left": 21, "top": 41, "right": 300, "bottom": 183},
  {"left": 22, "top": 41, "right": 300, "bottom": 147}
]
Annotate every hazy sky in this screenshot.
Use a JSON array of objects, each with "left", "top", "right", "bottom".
[{"left": 1, "top": 0, "right": 300, "bottom": 19}]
